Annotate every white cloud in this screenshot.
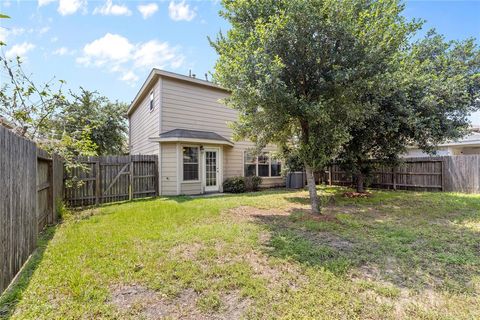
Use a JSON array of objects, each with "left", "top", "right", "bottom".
[
  {"left": 50, "top": 36, "right": 59, "bottom": 43},
  {"left": 53, "top": 46, "right": 75, "bottom": 56},
  {"left": 168, "top": 1, "right": 196, "bottom": 22},
  {"left": 6, "top": 42, "right": 36, "bottom": 59},
  {"left": 137, "top": 3, "right": 158, "bottom": 19},
  {"left": 78, "top": 33, "right": 133, "bottom": 66},
  {"left": 77, "top": 33, "right": 185, "bottom": 84},
  {"left": 11, "top": 28, "right": 26, "bottom": 36},
  {"left": 39, "top": 26, "right": 50, "bottom": 34},
  {"left": 0, "top": 29, "right": 8, "bottom": 43},
  {"left": 58, "top": 0, "right": 86, "bottom": 16},
  {"left": 0, "top": 27, "right": 26, "bottom": 44},
  {"left": 133, "top": 40, "right": 184, "bottom": 69},
  {"left": 93, "top": 0, "right": 132, "bottom": 16},
  {"left": 120, "top": 71, "right": 139, "bottom": 85},
  {"left": 38, "top": 0, "right": 56, "bottom": 7}
]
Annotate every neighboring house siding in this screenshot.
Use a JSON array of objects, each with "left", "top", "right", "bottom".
[
  {"left": 129, "top": 80, "right": 161, "bottom": 155},
  {"left": 404, "top": 147, "right": 452, "bottom": 158},
  {"left": 161, "top": 143, "right": 177, "bottom": 195},
  {"left": 456, "top": 147, "right": 480, "bottom": 155}
]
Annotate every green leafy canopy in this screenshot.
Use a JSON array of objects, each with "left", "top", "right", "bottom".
[{"left": 211, "top": 0, "right": 421, "bottom": 212}]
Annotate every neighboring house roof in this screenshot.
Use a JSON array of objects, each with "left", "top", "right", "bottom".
[
  {"left": 149, "top": 129, "right": 234, "bottom": 146},
  {"left": 127, "top": 69, "right": 229, "bottom": 116},
  {"left": 437, "top": 132, "right": 480, "bottom": 147},
  {"left": 406, "top": 129, "right": 480, "bottom": 150},
  {"left": 0, "top": 116, "right": 14, "bottom": 129}
]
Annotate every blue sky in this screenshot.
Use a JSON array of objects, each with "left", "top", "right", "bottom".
[{"left": 0, "top": 0, "right": 479, "bottom": 122}]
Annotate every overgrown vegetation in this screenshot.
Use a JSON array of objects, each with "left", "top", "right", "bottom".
[
  {"left": 2, "top": 188, "right": 479, "bottom": 319},
  {"left": 0, "top": 50, "right": 128, "bottom": 180}
]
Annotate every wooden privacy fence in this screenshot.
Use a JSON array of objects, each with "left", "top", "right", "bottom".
[
  {"left": 65, "top": 155, "right": 158, "bottom": 207},
  {"left": 0, "top": 126, "right": 63, "bottom": 294},
  {"left": 326, "top": 155, "right": 480, "bottom": 193}
]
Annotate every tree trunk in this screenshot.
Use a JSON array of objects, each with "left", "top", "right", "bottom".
[
  {"left": 356, "top": 172, "right": 365, "bottom": 193},
  {"left": 305, "top": 164, "right": 320, "bottom": 214}
]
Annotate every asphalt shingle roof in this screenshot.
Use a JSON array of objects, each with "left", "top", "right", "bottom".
[{"left": 159, "top": 129, "right": 232, "bottom": 143}]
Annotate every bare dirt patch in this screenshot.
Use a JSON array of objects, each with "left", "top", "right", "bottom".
[
  {"left": 169, "top": 242, "right": 203, "bottom": 261},
  {"left": 110, "top": 285, "right": 252, "bottom": 320},
  {"left": 228, "top": 205, "right": 292, "bottom": 222},
  {"left": 343, "top": 192, "right": 372, "bottom": 198}
]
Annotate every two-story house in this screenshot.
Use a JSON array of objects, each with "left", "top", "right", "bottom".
[{"left": 128, "top": 69, "right": 285, "bottom": 195}]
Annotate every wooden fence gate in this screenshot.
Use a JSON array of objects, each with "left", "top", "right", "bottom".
[{"left": 65, "top": 155, "right": 158, "bottom": 207}]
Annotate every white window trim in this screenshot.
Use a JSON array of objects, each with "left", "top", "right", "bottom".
[
  {"left": 149, "top": 91, "right": 155, "bottom": 113},
  {"left": 181, "top": 145, "right": 201, "bottom": 183},
  {"left": 203, "top": 147, "right": 222, "bottom": 192},
  {"left": 243, "top": 151, "right": 281, "bottom": 178}
]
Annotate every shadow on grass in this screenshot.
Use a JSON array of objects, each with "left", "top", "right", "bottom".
[
  {"left": 252, "top": 192, "right": 480, "bottom": 294},
  {"left": 167, "top": 188, "right": 301, "bottom": 204},
  {"left": 0, "top": 226, "right": 57, "bottom": 319}
]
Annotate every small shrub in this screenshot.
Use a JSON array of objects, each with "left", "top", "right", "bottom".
[
  {"left": 223, "top": 176, "right": 245, "bottom": 193},
  {"left": 245, "top": 176, "right": 262, "bottom": 192},
  {"left": 55, "top": 198, "right": 70, "bottom": 220}
]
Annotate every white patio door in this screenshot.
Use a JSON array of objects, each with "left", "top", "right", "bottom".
[{"left": 204, "top": 148, "right": 220, "bottom": 192}]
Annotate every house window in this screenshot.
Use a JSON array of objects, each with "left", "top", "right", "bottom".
[
  {"left": 183, "top": 147, "right": 199, "bottom": 181},
  {"left": 270, "top": 157, "right": 281, "bottom": 177},
  {"left": 244, "top": 151, "right": 281, "bottom": 177},
  {"left": 244, "top": 152, "right": 257, "bottom": 177},
  {"left": 258, "top": 152, "right": 269, "bottom": 177},
  {"left": 149, "top": 91, "right": 154, "bottom": 111}
]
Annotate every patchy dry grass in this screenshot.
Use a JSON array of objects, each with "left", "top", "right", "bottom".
[{"left": 1, "top": 187, "right": 479, "bottom": 319}]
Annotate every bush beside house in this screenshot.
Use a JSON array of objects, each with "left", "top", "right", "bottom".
[{"left": 223, "top": 176, "right": 262, "bottom": 193}]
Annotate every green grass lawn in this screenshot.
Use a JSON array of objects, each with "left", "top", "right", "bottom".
[{"left": 1, "top": 187, "right": 480, "bottom": 319}]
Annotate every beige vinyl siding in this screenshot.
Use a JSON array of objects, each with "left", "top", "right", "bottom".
[
  {"left": 161, "top": 78, "right": 233, "bottom": 139},
  {"left": 129, "top": 80, "right": 161, "bottom": 155},
  {"left": 160, "top": 77, "right": 282, "bottom": 188},
  {"left": 160, "top": 143, "right": 177, "bottom": 195},
  {"left": 181, "top": 182, "right": 202, "bottom": 195}
]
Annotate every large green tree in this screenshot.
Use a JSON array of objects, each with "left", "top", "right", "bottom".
[
  {"left": 338, "top": 31, "right": 480, "bottom": 192},
  {"left": 53, "top": 88, "right": 128, "bottom": 155},
  {"left": 212, "top": 0, "right": 418, "bottom": 213}
]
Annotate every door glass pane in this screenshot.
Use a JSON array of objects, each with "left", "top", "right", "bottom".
[{"left": 206, "top": 151, "right": 217, "bottom": 187}]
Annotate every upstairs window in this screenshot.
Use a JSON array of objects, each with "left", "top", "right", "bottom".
[
  {"left": 149, "top": 91, "right": 154, "bottom": 112},
  {"left": 244, "top": 151, "right": 281, "bottom": 177},
  {"left": 183, "top": 147, "right": 199, "bottom": 181}
]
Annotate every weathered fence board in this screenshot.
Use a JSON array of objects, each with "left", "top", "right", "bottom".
[
  {"left": 65, "top": 155, "right": 158, "bottom": 207},
  {"left": 442, "top": 155, "right": 480, "bottom": 193},
  {"left": 0, "top": 126, "right": 63, "bottom": 294},
  {"left": 327, "top": 156, "right": 480, "bottom": 193}
]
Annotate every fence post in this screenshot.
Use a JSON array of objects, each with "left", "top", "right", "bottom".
[
  {"left": 154, "top": 155, "right": 159, "bottom": 196},
  {"left": 95, "top": 161, "right": 101, "bottom": 205},
  {"left": 392, "top": 165, "right": 397, "bottom": 191},
  {"left": 328, "top": 167, "right": 332, "bottom": 186},
  {"left": 441, "top": 159, "right": 445, "bottom": 192},
  {"left": 47, "top": 159, "right": 53, "bottom": 224},
  {"left": 129, "top": 156, "right": 134, "bottom": 200}
]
